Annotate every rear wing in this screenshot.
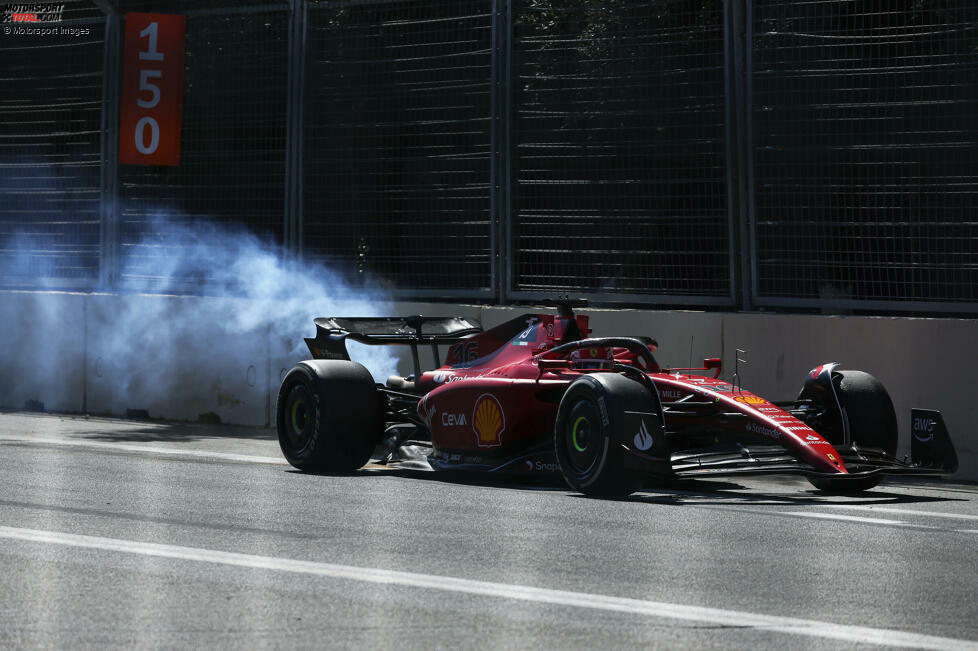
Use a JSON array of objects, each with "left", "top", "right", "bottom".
[{"left": 304, "top": 315, "right": 482, "bottom": 379}]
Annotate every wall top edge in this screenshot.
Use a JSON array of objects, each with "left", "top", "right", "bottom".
[{"left": 2, "top": 291, "right": 975, "bottom": 324}]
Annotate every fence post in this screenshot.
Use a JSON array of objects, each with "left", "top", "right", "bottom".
[
  {"left": 99, "top": 10, "right": 121, "bottom": 290},
  {"left": 490, "top": 0, "right": 513, "bottom": 304},
  {"left": 725, "top": 0, "right": 754, "bottom": 310},
  {"left": 284, "top": 0, "right": 307, "bottom": 261}
]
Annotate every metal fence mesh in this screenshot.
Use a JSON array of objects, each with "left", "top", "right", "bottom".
[
  {"left": 752, "top": 0, "right": 978, "bottom": 306},
  {"left": 118, "top": 9, "right": 288, "bottom": 289},
  {"left": 3, "top": 1, "right": 977, "bottom": 312},
  {"left": 0, "top": 16, "right": 105, "bottom": 286},
  {"left": 121, "top": 0, "right": 279, "bottom": 10},
  {"left": 55, "top": 0, "right": 105, "bottom": 20},
  {"left": 302, "top": 0, "right": 494, "bottom": 292},
  {"left": 510, "top": 0, "right": 730, "bottom": 299}
]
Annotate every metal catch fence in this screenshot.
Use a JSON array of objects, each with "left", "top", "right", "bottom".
[
  {"left": 510, "top": 0, "right": 731, "bottom": 304},
  {"left": 0, "top": 0, "right": 975, "bottom": 314},
  {"left": 751, "top": 0, "right": 978, "bottom": 311},
  {"left": 116, "top": 6, "right": 289, "bottom": 291},
  {"left": 0, "top": 3, "right": 105, "bottom": 287},
  {"left": 302, "top": 0, "right": 495, "bottom": 296}
]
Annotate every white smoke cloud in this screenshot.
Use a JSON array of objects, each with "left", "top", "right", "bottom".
[{"left": 0, "top": 211, "right": 399, "bottom": 425}]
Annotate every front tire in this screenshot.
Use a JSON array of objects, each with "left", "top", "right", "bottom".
[
  {"left": 276, "top": 360, "right": 384, "bottom": 472},
  {"left": 807, "top": 370, "right": 897, "bottom": 493},
  {"left": 554, "top": 373, "right": 652, "bottom": 497}
]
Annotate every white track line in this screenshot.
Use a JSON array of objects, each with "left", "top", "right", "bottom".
[
  {"left": 0, "top": 526, "right": 973, "bottom": 649},
  {"left": 777, "top": 511, "right": 937, "bottom": 529},
  {"left": 820, "top": 504, "right": 978, "bottom": 522},
  {"left": 0, "top": 436, "right": 285, "bottom": 465}
]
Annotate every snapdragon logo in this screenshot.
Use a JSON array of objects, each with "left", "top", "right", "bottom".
[{"left": 524, "top": 459, "right": 559, "bottom": 472}]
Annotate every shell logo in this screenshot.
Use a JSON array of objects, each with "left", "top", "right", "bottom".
[
  {"left": 734, "top": 395, "right": 766, "bottom": 405},
  {"left": 472, "top": 394, "right": 505, "bottom": 448}
]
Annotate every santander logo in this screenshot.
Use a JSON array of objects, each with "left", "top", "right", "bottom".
[{"left": 633, "top": 419, "right": 654, "bottom": 451}]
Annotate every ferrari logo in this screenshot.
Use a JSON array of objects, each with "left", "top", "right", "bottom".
[{"left": 473, "top": 394, "right": 505, "bottom": 448}]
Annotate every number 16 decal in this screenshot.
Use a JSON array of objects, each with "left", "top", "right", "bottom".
[{"left": 119, "top": 13, "right": 185, "bottom": 166}]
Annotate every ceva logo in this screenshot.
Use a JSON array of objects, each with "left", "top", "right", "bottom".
[{"left": 441, "top": 411, "right": 467, "bottom": 427}]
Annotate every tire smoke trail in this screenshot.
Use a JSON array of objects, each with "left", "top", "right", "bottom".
[{"left": 0, "top": 213, "right": 399, "bottom": 424}]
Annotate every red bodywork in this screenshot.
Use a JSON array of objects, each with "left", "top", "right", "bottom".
[{"left": 415, "top": 312, "right": 847, "bottom": 476}]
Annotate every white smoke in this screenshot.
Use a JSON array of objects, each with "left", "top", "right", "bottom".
[{"left": 0, "top": 212, "right": 399, "bottom": 425}]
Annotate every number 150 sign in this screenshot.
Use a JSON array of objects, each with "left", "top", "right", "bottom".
[{"left": 119, "top": 13, "right": 185, "bottom": 166}]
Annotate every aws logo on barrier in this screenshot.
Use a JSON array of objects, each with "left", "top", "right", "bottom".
[{"left": 473, "top": 394, "right": 505, "bottom": 448}]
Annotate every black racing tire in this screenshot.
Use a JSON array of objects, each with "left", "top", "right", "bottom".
[
  {"left": 807, "top": 370, "right": 898, "bottom": 494},
  {"left": 554, "top": 373, "right": 650, "bottom": 497},
  {"left": 276, "top": 360, "right": 384, "bottom": 472}
]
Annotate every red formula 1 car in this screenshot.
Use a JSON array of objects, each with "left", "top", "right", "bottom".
[{"left": 276, "top": 302, "right": 958, "bottom": 495}]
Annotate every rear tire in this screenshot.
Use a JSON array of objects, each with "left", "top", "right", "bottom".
[
  {"left": 807, "top": 370, "right": 897, "bottom": 493},
  {"left": 554, "top": 374, "right": 650, "bottom": 497},
  {"left": 277, "top": 360, "right": 384, "bottom": 472}
]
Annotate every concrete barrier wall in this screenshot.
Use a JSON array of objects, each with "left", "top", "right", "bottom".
[
  {"left": 0, "top": 291, "right": 87, "bottom": 414},
  {"left": 2, "top": 291, "right": 974, "bottom": 480},
  {"left": 84, "top": 293, "right": 271, "bottom": 426}
]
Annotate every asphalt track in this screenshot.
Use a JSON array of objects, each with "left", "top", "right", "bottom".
[{"left": 1, "top": 412, "right": 977, "bottom": 649}]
